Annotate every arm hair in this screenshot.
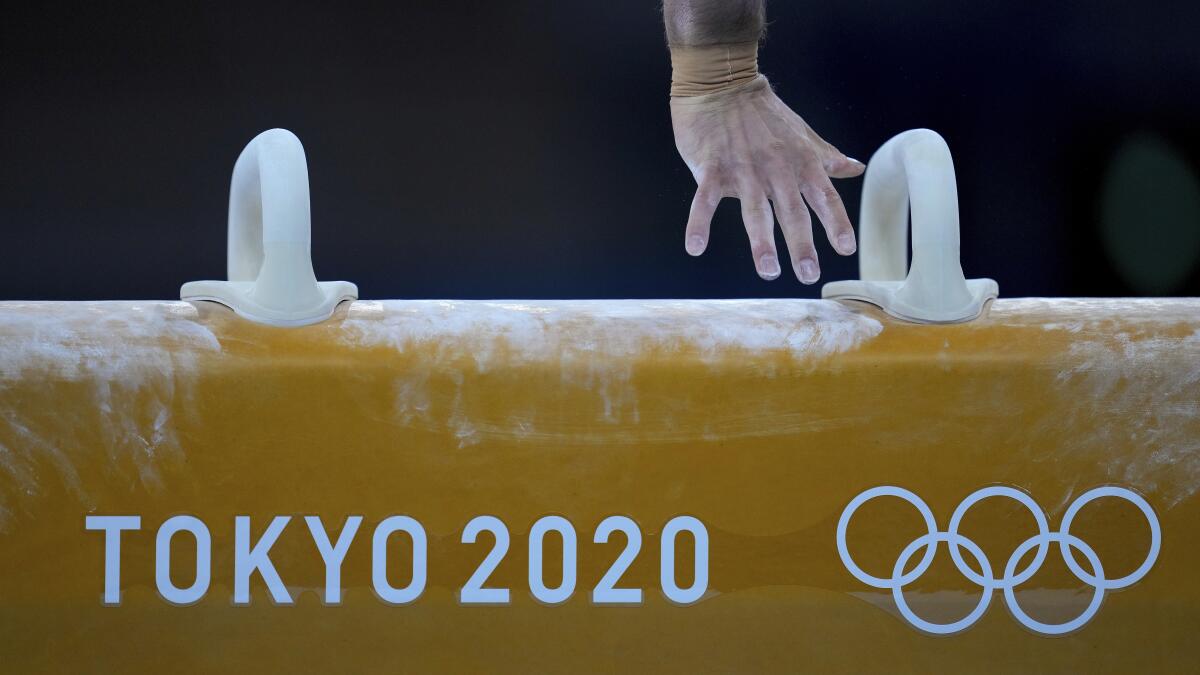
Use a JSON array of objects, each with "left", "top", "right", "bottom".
[{"left": 663, "top": 0, "right": 766, "bottom": 46}]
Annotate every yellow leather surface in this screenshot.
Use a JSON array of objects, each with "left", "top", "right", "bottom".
[{"left": 0, "top": 298, "right": 1197, "bottom": 673}]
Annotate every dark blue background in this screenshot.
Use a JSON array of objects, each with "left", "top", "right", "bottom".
[{"left": 3, "top": 1, "right": 1199, "bottom": 300}]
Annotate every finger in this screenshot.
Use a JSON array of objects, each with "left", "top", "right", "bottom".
[
  {"left": 802, "top": 171, "right": 857, "bottom": 256},
  {"left": 684, "top": 173, "right": 721, "bottom": 256},
  {"left": 738, "top": 180, "right": 781, "bottom": 280},
  {"left": 769, "top": 180, "right": 820, "bottom": 284},
  {"left": 795, "top": 121, "right": 866, "bottom": 179},
  {"left": 822, "top": 152, "right": 866, "bottom": 179}
]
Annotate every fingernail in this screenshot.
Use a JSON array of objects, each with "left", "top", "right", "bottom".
[
  {"left": 798, "top": 258, "right": 819, "bottom": 284},
  {"left": 759, "top": 254, "right": 781, "bottom": 280},
  {"left": 846, "top": 157, "right": 865, "bottom": 168},
  {"left": 837, "top": 233, "right": 857, "bottom": 254},
  {"left": 686, "top": 235, "right": 706, "bottom": 256}
]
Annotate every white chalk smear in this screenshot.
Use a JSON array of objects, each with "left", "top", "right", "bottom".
[
  {"left": 997, "top": 299, "right": 1200, "bottom": 508},
  {"left": 339, "top": 300, "right": 883, "bottom": 364},
  {"left": 337, "top": 300, "right": 885, "bottom": 445},
  {"left": 0, "top": 302, "right": 220, "bottom": 529},
  {"left": 1053, "top": 328, "right": 1200, "bottom": 508}
]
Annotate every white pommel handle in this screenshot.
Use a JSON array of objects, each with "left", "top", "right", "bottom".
[
  {"left": 821, "top": 128, "right": 998, "bottom": 323},
  {"left": 181, "top": 128, "right": 357, "bottom": 326}
]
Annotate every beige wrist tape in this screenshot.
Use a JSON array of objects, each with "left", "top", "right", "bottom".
[{"left": 669, "top": 42, "right": 760, "bottom": 97}]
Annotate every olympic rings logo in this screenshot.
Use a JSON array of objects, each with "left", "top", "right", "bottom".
[{"left": 836, "top": 485, "right": 1160, "bottom": 636}]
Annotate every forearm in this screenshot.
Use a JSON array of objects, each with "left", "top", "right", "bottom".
[
  {"left": 663, "top": 0, "right": 765, "bottom": 47},
  {"left": 664, "top": 0, "right": 766, "bottom": 97}
]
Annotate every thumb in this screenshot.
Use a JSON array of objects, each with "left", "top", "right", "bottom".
[{"left": 822, "top": 148, "right": 866, "bottom": 179}]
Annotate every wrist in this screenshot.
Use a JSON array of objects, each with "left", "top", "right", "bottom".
[{"left": 669, "top": 41, "right": 760, "bottom": 98}]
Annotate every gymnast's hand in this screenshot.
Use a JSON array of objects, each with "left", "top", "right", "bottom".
[
  {"left": 664, "top": 0, "right": 864, "bottom": 283},
  {"left": 671, "top": 80, "right": 864, "bottom": 282}
]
